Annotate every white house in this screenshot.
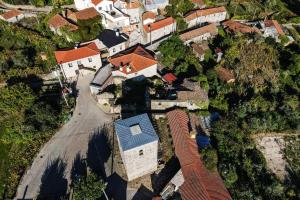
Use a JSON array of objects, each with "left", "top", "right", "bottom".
[
  {"left": 92, "top": 29, "right": 129, "bottom": 56},
  {"left": 48, "top": 14, "right": 78, "bottom": 39},
  {"left": 114, "top": 113, "right": 159, "bottom": 181},
  {"left": 55, "top": 42, "right": 102, "bottom": 79},
  {"left": 0, "top": 9, "right": 25, "bottom": 23},
  {"left": 144, "top": 0, "right": 169, "bottom": 13},
  {"left": 143, "top": 17, "right": 176, "bottom": 44},
  {"left": 184, "top": 6, "right": 227, "bottom": 28},
  {"left": 261, "top": 20, "right": 285, "bottom": 40},
  {"left": 114, "top": 0, "right": 142, "bottom": 24},
  {"left": 109, "top": 45, "right": 158, "bottom": 81},
  {"left": 179, "top": 23, "right": 218, "bottom": 44},
  {"left": 74, "top": 0, "right": 130, "bottom": 29},
  {"left": 142, "top": 11, "right": 156, "bottom": 25}
]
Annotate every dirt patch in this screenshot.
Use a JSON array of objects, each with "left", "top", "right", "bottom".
[{"left": 255, "top": 136, "right": 288, "bottom": 181}]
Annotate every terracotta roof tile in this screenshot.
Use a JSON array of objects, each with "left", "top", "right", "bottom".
[
  {"left": 126, "top": 0, "right": 141, "bottom": 9},
  {"left": 191, "top": 43, "right": 205, "bottom": 55},
  {"left": 48, "top": 14, "right": 78, "bottom": 31},
  {"left": 177, "top": 80, "right": 208, "bottom": 102},
  {"left": 109, "top": 45, "right": 157, "bottom": 74},
  {"left": 142, "top": 11, "right": 156, "bottom": 21},
  {"left": 163, "top": 73, "right": 177, "bottom": 84},
  {"left": 0, "top": 9, "right": 22, "bottom": 20},
  {"left": 222, "top": 20, "right": 261, "bottom": 34},
  {"left": 91, "top": 0, "right": 103, "bottom": 5},
  {"left": 55, "top": 42, "right": 99, "bottom": 64},
  {"left": 180, "top": 23, "right": 218, "bottom": 42},
  {"left": 264, "top": 20, "right": 284, "bottom": 35},
  {"left": 184, "top": 6, "right": 226, "bottom": 22},
  {"left": 69, "top": 7, "right": 100, "bottom": 21},
  {"left": 144, "top": 17, "right": 176, "bottom": 33},
  {"left": 166, "top": 110, "right": 232, "bottom": 200}
]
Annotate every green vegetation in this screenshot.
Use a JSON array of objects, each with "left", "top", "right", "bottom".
[
  {"left": 0, "top": 11, "right": 76, "bottom": 198},
  {"left": 3, "top": 0, "right": 73, "bottom": 6},
  {"left": 155, "top": 118, "right": 174, "bottom": 161},
  {"left": 203, "top": 30, "right": 300, "bottom": 199},
  {"left": 158, "top": 35, "right": 201, "bottom": 77},
  {"left": 73, "top": 172, "right": 106, "bottom": 200}
]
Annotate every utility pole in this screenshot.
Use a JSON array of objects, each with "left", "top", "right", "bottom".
[{"left": 55, "top": 66, "right": 69, "bottom": 107}]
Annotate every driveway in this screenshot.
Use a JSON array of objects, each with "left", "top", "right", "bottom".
[{"left": 15, "top": 74, "right": 112, "bottom": 199}]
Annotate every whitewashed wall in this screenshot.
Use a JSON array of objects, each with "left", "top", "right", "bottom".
[
  {"left": 112, "top": 64, "right": 157, "bottom": 80},
  {"left": 186, "top": 11, "right": 226, "bottom": 28}
]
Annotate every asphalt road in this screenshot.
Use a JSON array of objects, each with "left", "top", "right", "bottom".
[{"left": 15, "top": 74, "right": 112, "bottom": 199}]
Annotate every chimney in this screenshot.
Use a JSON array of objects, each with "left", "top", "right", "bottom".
[{"left": 126, "top": 65, "right": 131, "bottom": 73}]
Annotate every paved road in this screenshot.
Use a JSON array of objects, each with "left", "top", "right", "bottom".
[{"left": 15, "top": 74, "right": 112, "bottom": 199}]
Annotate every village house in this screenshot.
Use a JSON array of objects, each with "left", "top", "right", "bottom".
[
  {"left": 114, "top": 0, "right": 142, "bottom": 24},
  {"left": 161, "top": 109, "right": 232, "bottom": 200},
  {"left": 180, "top": 23, "right": 218, "bottom": 44},
  {"left": 109, "top": 45, "right": 158, "bottom": 82},
  {"left": 121, "top": 24, "right": 143, "bottom": 47},
  {"left": 55, "top": 42, "right": 102, "bottom": 79},
  {"left": 0, "top": 9, "right": 24, "bottom": 23},
  {"left": 184, "top": 6, "right": 227, "bottom": 28},
  {"left": 142, "top": 11, "right": 156, "bottom": 25},
  {"left": 114, "top": 113, "right": 159, "bottom": 181},
  {"left": 48, "top": 14, "right": 78, "bottom": 39},
  {"left": 94, "top": 29, "right": 129, "bottom": 56},
  {"left": 67, "top": 7, "right": 100, "bottom": 22},
  {"left": 143, "top": 17, "right": 176, "bottom": 44},
  {"left": 151, "top": 79, "right": 209, "bottom": 111},
  {"left": 190, "top": 42, "right": 209, "bottom": 61},
  {"left": 144, "top": 0, "right": 169, "bottom": 12},
  {"left": 261, "top": 20, "right": 285, "bottom": 40},
  {"left": 74, "top": 0, "right": 130, "bottom": 29},
  {"left": 222, "top": 20, "right": 261, "bottom": 34}
]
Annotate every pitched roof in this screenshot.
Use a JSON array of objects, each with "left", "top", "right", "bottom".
[
  {"left": 0, "top": 9, "right": 22, "bottom": 20},
  {"left": 48, "top": 14, "right": 78, "bottom": 31},
  {"left": 91, "top": 0, "right": 104, "bottom": 5},
  {"left": 177, "top": 79, "right": 208, "bottom": 102},
  {"left": 222, "top": 20, "right": 261, "bottom": 34},
  {"left": 215, "top": 67, "right": 235, "bottom": 82},
  {"left": 184, "top": 6, "right": 226, "bottom": 22},
  {"left": 109, "top": 45, "right": 157, "bottom": 74},
  {"left": 142, "top": 11, "right": 156, "bottom": 21},
  {"left": 144, "top": 17, "right": 176, "bottom": 33},
  {"left": 98, "top": 29, "right": 128, "bottom": 48},
  {"left": 114, "top": 113, "right": 159, "bottom": 151},
  {"left": 55, "top": 42, "right": 99, "bottom": 64},
  {"left": 163, "top": 73, "right": 177, "bottom": 84},
  {"left": 166, "top": 110, "right": 232, "bottom": 200},
  {"left": 69, "top": 7, "right": 100, "bottom": 21},
  {"left": 264, "top": 20, "right": 284, "bottom": 35},
  {"left": 191, "top": 43, "right": 205, "bottom": 55},
  {"left": 191, "top": 0, "right": 205, "bottom": 6},
  {"left": 126, "top": 0, "right": 141, "bottom": 9},
  {"left": 180, "top": 23, "right": 218, "bottom": 42}
]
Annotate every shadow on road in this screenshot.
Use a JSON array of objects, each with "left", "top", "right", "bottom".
[
  {"left": 36, "top": 158, "right": 68, "bottom": 200},
  {"left": 87, "top": 125, "right": 111, "bottom": 180}
]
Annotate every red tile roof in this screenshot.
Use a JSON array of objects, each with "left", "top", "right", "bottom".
[
  {"left": 91, "top": 0, "right": 103, "bottom": 5},
  {"left": 163, "top": 73, "right": 177, "bottom": 84},
  {"left": 264, "top": 20, "right": 284, "bottom": 35},
  {"left": 222, "top": 20, "right": 261, "bottom": 34},
  {"left": 184, "top": 6, "right": 226, "bottom": 22},
  {"left": 68, "top": 7, "right": 100, "bottom": 21},
  {"left": 166, "top": 109, "right": 232, "bottom": 200},
  {"left": 0, "top": 9, "right": 22, "bottom": 20},
  {"left": 48, "top": 14, "right": 78, "bottom": 31},
  {"left": 109, "top": 45, "right": 157, "bottom": 74},
  {"left": 144, "top": 17, "right": 176, "bottom": 33},
  {"left": 55, "top": 42, "right": 99, "bottom": 64},
  {"left": 142, "top": 11, "right": 156, "bottom": 21},
  {"left": 126, "top": 0, "right": 141, "bottom": 9}
]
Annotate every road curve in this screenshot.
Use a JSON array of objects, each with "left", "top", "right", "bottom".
[{"left": 15, "top": 74, "right": 112, "bottom": 199}]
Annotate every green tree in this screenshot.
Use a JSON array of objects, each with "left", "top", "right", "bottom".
[{"left": 73, "top": 173, "right": 106, "bottom": 200}]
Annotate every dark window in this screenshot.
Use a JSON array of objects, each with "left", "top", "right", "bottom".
[
  {"left": 139, "top": 150, "right": 143, "bottom": 156},
  {"left": 88, "top": 58, "right": 92, "bottom": 62},
  {"left": 68, "top": 63, "right": 73, "bottom": 67}
]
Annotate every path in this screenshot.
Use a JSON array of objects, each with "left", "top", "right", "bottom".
[{"left": 15, "top": 74, "right": 112, "bottom": 199}]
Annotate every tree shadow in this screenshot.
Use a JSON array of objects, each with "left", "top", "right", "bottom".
[
  {"left": 87, "top": 125, "right": 112, "bottom": 180},
  {"left": 70, "top": 152, "right": 87, "bottom": 186},
  {"left": 37, "top": 158, "right": 68, "bottom": 200},
  {"left": 106, "top": 172, "right": 127, "bottom": 200}
]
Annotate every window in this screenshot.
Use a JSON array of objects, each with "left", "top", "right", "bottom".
[
  {"left": 113, "top": 48, "right": 116, "bottom": 53},
  {"left": 88, "top": 58, "right": 92, "bottom": 62},
  {"left": 139, "top": 150, "right": 143, "bottom": 156},
  {"left": 98, "top": 7, "right": 102, "bottom": 10},
  {"left": 77, "top": 61, "right": 81, "bottom": 65},
  {"left": 68, "top": 63, "right": 73, "bottom": 67},
  {"left": 109, "top": 4, "right": 112, "bottom": 10}
]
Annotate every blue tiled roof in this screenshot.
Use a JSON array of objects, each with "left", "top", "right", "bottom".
[{"left": 114, "top": 113, "right": 159, "bottom": 151}]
